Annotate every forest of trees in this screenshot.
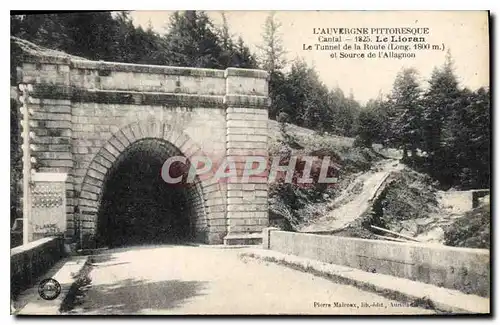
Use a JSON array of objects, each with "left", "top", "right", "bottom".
[
  {"left": 11, "top": 11, "right": 258, "bottom": 69},
  {"left": 10, "top": 10, "right": 490, "bottom": 218},
  {"left": 356, "top": 53, "right": 490, "bottom": 189},
  {"left": 11, "top": 11, "right": 360, "bottom": 136}
]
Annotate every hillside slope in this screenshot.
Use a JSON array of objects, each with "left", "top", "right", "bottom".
[
  {"left": 267, "top": 120, "right": 490, "bottom": 249},
  {"left": 298, "top": 159, "right": 404, "bottom": 233},
  {"left": 267, "top": 120, "right": 385, "bottom": 229}
]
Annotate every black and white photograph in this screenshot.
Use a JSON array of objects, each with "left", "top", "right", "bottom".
[{"left": 9, "top": 10, "right": 490, "bottom": 315}]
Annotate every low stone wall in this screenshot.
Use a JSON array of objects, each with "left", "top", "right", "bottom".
[
  {"left": 439, "top": 189, "right": 490, "bottom": 214},
  {"left": 263, "top": 229, "right": 490, "bottom": 297},
  {"left": 11, "top": 237, "right": 65, "bottom": 299}
]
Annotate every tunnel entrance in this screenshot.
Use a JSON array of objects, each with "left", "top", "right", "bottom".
[{"left": 96, "top": 139, "right": 198, "bottom": 248}]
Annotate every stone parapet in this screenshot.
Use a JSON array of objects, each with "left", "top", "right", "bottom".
[{"left": 267, "top": 230, "right": 490, "bottom": 297}]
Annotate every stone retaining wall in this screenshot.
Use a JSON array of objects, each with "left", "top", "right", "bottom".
[
  {"left": 11, "top": 237, "right": 65, "bottom": 298},
  {"left": 263, "top": 229, "right": 490, "bottom": 297}
]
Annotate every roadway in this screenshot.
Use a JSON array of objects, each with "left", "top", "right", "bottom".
[{"left": 67, "top": 244, "right": 435, "bottom": 315}]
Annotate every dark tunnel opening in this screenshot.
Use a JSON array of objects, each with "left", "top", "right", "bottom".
[{"left": 96, "top": 139, "right": 196, "bottom": 248}]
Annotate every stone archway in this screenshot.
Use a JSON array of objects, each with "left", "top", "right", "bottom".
[
  {"left": 18, "top": 51, "right": 270, "bottom": 246},
  {"left": 76, "top": 119, "right": 217, "bottom": 248}
]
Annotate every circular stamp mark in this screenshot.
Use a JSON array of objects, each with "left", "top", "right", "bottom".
[{"left": 38, "top": 278, "right": 61, "bottom": 300}]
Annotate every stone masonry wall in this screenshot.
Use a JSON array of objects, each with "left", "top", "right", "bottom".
[
  {"left": 265, "top": 230, "right": 490, "bottom": 297},
  {"left": 19, "top": 56, "right": 269, "bottom": 245},
  {"left": 224, "top": 69, "right": 269, "bottom": 242}
]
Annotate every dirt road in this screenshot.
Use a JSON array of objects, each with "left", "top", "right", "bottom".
[
  {"left": 68, "top": 245, "right": 434, "bottom": 315},
  {"left": 300, "top": 159, "right": 403, "bottom": 233}
]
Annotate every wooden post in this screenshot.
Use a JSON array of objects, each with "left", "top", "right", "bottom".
[{"left": 370, "top": 225, "right": 421, "bottom": 242}]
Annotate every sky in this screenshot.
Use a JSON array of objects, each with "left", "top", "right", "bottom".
[{"left": 130, "top": 11, "right": 489, "bottom": 104}]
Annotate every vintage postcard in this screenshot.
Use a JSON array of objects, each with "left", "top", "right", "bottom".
[{"left": 10, "top": 10, "right": 490, "bottom": 315}]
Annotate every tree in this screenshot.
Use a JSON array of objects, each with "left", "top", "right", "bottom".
[
  {"left": 342, "top": 92, "right": 361, "bottom": 137},
  {"left": 283, "top": 59, "right": 352, "bottom": 133},
  {"left": 354, "top": 97, "right": 389, "bottom": 147},
  {"left": 421, "top": 51, "right": 460, "bottom": 165},
  {"left": 113, "top": 12, "right": 167, "bottom": 64},
  {"left": 354, "top": 108, "right": 380, "bottom": 148},
  {"left": 259, "top": 12, "right": 288, "bottom": 120},
  {"left": 11, "top": 13, "right": 74, "bottom": 52},
  {"left": 219, "top": 12, "right": 232, "bottom": 49},
  {"left": 216, "top": 13, "right": 258, "bottom": 69},
  {"left": 128, "top": 24, "right": 168, "bottom": 65},
  {"left": 292, "top": 61, "right": 329, "bottom": 130},
  {"left": 113, "top": 12, "right": 137, "bottom": 62},
  {"left": 11, "top": 12, "right": 126, "bottom": 62},
  {"left": 274, "top": 58, "right": 362, "bottom": 135},
  {"left": 216, "top": 12, "right": 236, "bottom": 68},
  {"left": 285, "top": 59, "right": 327, "bottom": 128},
  {"left": 387, "top": 67, "right": 423, "bottom": 159},
  {"left": 325, "top": 87, "right": 359, "bottom": 137},
  {"left": 444, "top": 87, "right": 490, "bottom": 188},
  {"left": 163, "top": 11, "right": 224, "bottom": 69},
  {"left": 233, "top": 37, "right": 258, "bottom": 69},
  {"left": 258, "top": 12, "right": 286, "bottom": 73},
  {"left": 60, "top": 12, "right": 122, "bottom": 61}
]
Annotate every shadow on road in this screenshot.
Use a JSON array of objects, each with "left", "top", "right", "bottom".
[
  {"left": 72, "top": 278, "right": 207, "bottom": 315},
  {"left": 89, "top": 253, "right": 118, "bottom": 264}
]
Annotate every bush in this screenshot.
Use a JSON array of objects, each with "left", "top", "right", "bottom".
[{"left": 444, "top": 204, "right": 490, "bottom": 249}]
